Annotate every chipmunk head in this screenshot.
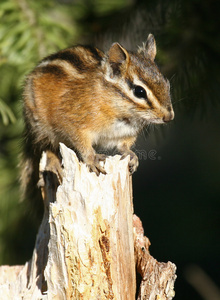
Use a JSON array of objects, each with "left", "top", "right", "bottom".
[{"left": 103, "top": 34, "right": 174, "bottom": 125}]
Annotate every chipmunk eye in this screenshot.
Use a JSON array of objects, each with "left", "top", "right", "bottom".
[{"left": 133, "top": 85, "right": 147, "bottom": 99}]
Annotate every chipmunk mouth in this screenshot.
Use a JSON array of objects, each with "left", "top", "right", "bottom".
[
  {"left": 149, "top": 118, "right": 165, "bottom": 124},
  {"left": 146, "top": 112, "right": 174, "bottom": 125},
  {"left": 141, "top": 105, "right": 174, "bottom": 125},
  {"left": 150, "top": 109, "right": 174, "bottom": 124},
  {"left": 140, "top": 115, "right": 163, "bottom": 125}
]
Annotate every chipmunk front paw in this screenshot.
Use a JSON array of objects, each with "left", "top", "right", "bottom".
[{"left": 86, "top": 153, "right": 107, "bottom": 176}]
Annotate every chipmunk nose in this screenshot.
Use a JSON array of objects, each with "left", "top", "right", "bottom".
[{"left": 163, "top": 109, "right": 174, "bottom": 123}]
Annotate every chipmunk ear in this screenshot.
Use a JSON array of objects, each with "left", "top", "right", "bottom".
[
  {"left": 108, "top": 43, "right": 129, "bottom": 76},
  {"left": 138, "top": 34, "right": 157, "bottom": 61}
]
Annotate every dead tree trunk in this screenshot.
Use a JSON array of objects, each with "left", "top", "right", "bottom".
[{"left": 0, "top": 143, "right": 176, "bottom": 299}]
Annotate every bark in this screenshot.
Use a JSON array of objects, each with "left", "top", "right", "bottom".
[
  {"left": 0, "top": 143, "right": 176, "bottom": 299},
  {"left": 133, "top": 215, "right": 176, "bottom": 300}
]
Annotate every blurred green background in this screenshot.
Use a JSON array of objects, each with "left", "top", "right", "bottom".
[{"left": 0, "top": 0, "right": 219, "bottom": 299}]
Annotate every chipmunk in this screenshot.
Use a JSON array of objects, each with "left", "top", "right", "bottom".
[{"left": 21, "top": 34, "right": 174, "bottom": 200}]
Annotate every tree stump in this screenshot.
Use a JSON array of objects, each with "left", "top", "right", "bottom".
[{"left": 0, "top": 143, "right": 176, "bottom": 299}]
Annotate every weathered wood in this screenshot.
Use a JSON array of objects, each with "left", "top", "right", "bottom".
[
  {"left": 133, "top": 215, "right": 176, "bottom": 300},
  {"left": 0, "top": 143, "right": 176, "bottom": 299},
  {"left": 43, "top": 143, "right": 136, "bottom": 299}
]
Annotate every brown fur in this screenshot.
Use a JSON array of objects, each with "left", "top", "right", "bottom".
[{"left": 21, "top": 34, "right": 174, "bottom": 201}]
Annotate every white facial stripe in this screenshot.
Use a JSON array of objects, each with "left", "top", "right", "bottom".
[
  {"left": 115, "top": 75, "right": 163, "bottom": 110},
  {"left": 103, "top": 66, "right": 166, "bottom": 111},
  {"left": 103, "top": 71, "right": 147, "bottom": 107},
  {"left": 132, "top": 76, "right": 162, "bottom": 109},
  {"left": 122, "top": 79, "right": 148, "bottom": 107}
]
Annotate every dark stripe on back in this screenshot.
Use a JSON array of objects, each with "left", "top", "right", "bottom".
[
  {"left": 45, "top": 50, "right": 87, "bottom": 71},
  {"left": 39, "top": 64, "right": 67, "bottom": 77},
  {"left": 83, "top": 45, "right": 103, "bottom": 63}
]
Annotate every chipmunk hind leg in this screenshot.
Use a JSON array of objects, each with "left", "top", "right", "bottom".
[{"left": 41, "top": 150, "right": 63, "bottom": 185}]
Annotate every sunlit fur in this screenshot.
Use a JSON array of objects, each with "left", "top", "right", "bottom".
[{"left": 22, "top": 34, "right": 174, "bottom": 196}]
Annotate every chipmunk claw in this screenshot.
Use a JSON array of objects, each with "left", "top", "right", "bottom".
[
  {"left": 87, "top": 153, "right": 107, "bottom": 176},
  {"left": 120, "top": 150, "right": 139, "bottom": 174}
]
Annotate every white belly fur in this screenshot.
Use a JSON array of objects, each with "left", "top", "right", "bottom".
[{"left": 93, "top": 119, "right": 139, "bottom": 148}]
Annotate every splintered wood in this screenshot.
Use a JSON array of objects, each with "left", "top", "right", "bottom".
[
  {"left": 133, "top": 215, "right": 176, "bottom": 300},
  {"left": 0, "top": 143, "right": 176, "bottom": 299},
  {"left": 44, "top": 144, "right": 136, "bottom": 299}
]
